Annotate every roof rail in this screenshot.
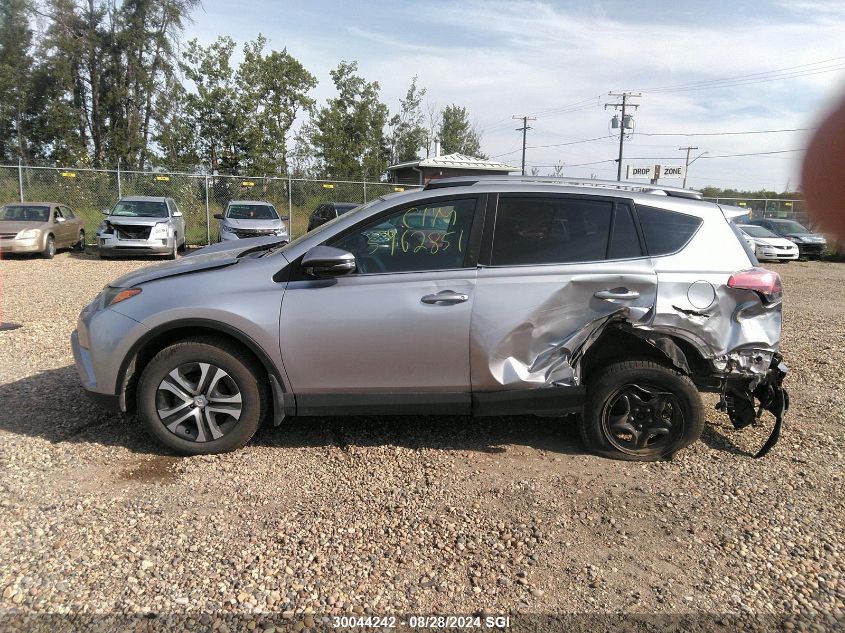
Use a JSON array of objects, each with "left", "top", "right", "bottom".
[{"left": 424, "top": 175, "right": 704, "bottom": 200}]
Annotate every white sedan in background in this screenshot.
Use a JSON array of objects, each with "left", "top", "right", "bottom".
[{"left": 737, "top": 224, "right": 799, "bottom": 262}]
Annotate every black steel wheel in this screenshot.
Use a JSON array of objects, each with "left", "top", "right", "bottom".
[{"left": 580, "top": 360, "right": 704, "bottom": 461}]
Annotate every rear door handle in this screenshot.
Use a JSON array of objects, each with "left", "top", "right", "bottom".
[
  {"left": 594, "top": 289, "right": 640, "bottom": 300},
  {"left": 421, "top": 290, "right": 469, "bottom": 304}
]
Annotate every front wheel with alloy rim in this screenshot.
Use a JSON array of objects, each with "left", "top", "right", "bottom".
[
  {"left": 579, "top": 359, "right": 704, "bottom": 461},
  {"left": 137, "top": 338, "right": 267, "bottom": 454},
  {"left": 42, "top": 234, "right": 56, "bottom": 259}
]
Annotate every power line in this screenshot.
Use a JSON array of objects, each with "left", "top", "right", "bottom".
[
  {"left": 488, "top": 134, "right": 617, "bottom": 159},
  {"left": 639, "top": 56, "right": 845, "bottom": 93},
  {"left": 639, "top": 127, "right": 816, "bottom": 137}
]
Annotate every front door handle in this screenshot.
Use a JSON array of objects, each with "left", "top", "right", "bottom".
[
  {"left": 421, "top": 290, "right": 469, "bottom": 304},
  {"left": 594, "top": 289, "right": 640, "bottom": 300}
]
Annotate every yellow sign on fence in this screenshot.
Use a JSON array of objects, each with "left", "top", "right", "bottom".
[
  {"left": 394, "top": 187, "right": 405, "bottom": 192},
  {"left": 241, "top": 181, "right": 255, "bottom": 187},
  {"left": 60, "top": 171, "right": 76, "bottom": 178},
  {"left": 322, "top": 183, "right": 335, "bottom": 189},
  {"left": 155, "top": 175, "right": 170, "bottom": 182}
]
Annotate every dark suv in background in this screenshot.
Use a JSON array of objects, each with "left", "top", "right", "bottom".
[
  {"left": 307, "top": 202, "right": 359, "bottom": 231},
  {"left": 747, "top": 218, "right": 827, "bottom": 259}
]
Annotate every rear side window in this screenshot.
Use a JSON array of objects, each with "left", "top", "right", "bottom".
[
  {"left": 636, "top": 205, "right": 702, "bottom": 256},
  {"left": 608, "top": 203, "right": 642, "bottom": 259},
  {"left": 491, "top": 197, "right": 613, "bottom": 266}
]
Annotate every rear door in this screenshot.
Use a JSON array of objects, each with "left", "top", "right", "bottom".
[
  {"left": 53, "top": 206, "right": 74, "bottom": 246},
  {"left": 470, "top": 193, "right": 657, "bottom": 392}
]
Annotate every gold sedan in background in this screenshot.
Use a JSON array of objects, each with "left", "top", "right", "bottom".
[{"left": 0, "top": 202, "right": 85, "bottom": 259}]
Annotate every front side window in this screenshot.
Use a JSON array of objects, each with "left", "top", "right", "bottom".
[
  {"left": 111, "top": 200, "right": 169, "bottom": 218},
  {"left": 227, "top": 204, "right": 278, "bottom": 220},
  {"left": 63, "top": 206, "right": 76, "bottom": 219},
  {"left": 637, "top": 205, "right": 703, "bottom": 256},
  {"left": 491, "top": 197, "right": 613, "bottom": 266},
  {"left": 331, "top": 198, "right": 476, "bottom": 274}
]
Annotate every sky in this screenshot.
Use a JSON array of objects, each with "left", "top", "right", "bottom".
[{"left": 187, "top": 0, "right": 845, "bottom": 191}]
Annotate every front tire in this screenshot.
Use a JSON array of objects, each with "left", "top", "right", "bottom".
[
  {"left": 167, "top": 235, "right": 178, "bottom": 260},
  {"left": 42, "top": 235, "right": 56, "bottom": 259},
  {"left": 137, "top": 338, "right": 267, "bottom": 455},
  {"left": 75, "top": 230, "right": 85, "bottom": 252},
  {"left": 580, "top": 360, "right": 704, "bottom": 461}
]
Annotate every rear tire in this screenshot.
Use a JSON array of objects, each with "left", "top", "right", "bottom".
[
  {"left": 580, "top": 360, "right": 704, "bottom": 461},
  {"left": 137, "top": 337, "right": 268, "bottom": 455}
]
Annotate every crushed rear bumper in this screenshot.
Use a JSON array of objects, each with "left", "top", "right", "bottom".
[{"left": 719, "top": 353, "right": 789, "bottom": 457}]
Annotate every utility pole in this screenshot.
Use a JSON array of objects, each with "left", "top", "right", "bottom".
[
  {"left": 604, "top": 92, "right": 641, "bottom": 181},
  {"left": 679, "top": 146, "right": 698, "bottom": 188},
  {"left": 513, "top": 115, "right": 536, "bottom": 176}
]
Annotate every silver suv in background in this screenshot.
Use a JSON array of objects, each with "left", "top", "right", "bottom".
[
  {"left": 215, "top": 200, "right": 288, "bottom": 243},
  {"left": 97, "top": 196, "right": 186, "bottom": 259},
  {"left": 73, "top": 177, "right": 788, "bottom": 460}
]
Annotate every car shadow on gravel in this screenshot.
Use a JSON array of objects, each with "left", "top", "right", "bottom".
[{"left": 0, "top": 366, "right": 587, "bottom": 456}]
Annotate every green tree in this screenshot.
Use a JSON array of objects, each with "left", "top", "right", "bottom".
[
  {"left": 387, "top": 76, "right": 426, "bottom": 164},
  {"left": 0, "top": 0, "right": 35, "bottom": 161},
  {"left": 180, "top": 36, "right": 244, "bottom": 173},
  {"left": 438, "top": 104, "right": 485, "bottom": 157},
  {"left": 237, "top": 34, "right": 317, "bottom": 176},
  {"left": 309, "top": 61, "right": 389, "bottom": 179}
]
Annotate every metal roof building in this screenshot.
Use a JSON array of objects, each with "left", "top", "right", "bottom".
[{"left": 387, "top": 151, "right": 517, "bottom": 186}]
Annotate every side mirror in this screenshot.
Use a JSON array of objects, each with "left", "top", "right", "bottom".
[
  {"left": 172, "top": 211, "right": 183, "bottom": 217},
  {"left": 213, "top": 213, "right": 223, "bottom": 220},
  {"left": 302, "top": 246, "right": 356, "bottom": 278},
  {"left": 102, "top": 208, "right": 110, "bottom": 215},
  {"left": 56, "top": 216, "right": 66, "bottom": 223},
  {"left": 279, "top": 215, "right": 290, "bottom": 221}
]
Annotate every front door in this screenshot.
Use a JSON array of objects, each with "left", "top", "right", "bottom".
[
  {"left": 279, "top": 196, "right": 483, "bottom": 414},
  {"left": 471, "top": 194, "right": 658, "bottom": 392}
]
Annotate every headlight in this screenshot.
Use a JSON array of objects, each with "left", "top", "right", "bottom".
[
  {"left": 152, "top": 223, "right": 169, "bottom": 236},
  {"left": 787, "top": 237, "right": 802, "bottom": 243},
  {"left": 101, "top": 286, "right": 142, "bottom": 308},
  {"left": 15, "top": 228, "right": 39, "bottom": 239},
  {"left": 274, "top": 228, "right": 286, "bottom": 235},
  {"left": 220, "top": 224, "right": 234, "bottom": 233}
]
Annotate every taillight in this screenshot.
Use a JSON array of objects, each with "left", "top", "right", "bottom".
[{"left": 727, "top": 267, "right": 783, "bottom": 302}]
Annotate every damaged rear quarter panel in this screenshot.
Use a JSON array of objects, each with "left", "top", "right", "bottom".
[{"left": 470, "top": 259, "right": 657, "bottom": 389}]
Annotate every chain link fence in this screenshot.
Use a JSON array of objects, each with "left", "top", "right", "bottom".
[
  {"left": 0, "top": 164, "right": 419, "bottom": 245},
  {"left": 703, "top": 197, "right": 809, "bottom": 226}
]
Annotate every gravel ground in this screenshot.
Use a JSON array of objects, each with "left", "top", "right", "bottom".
[{"left": 0, "top": 250, "right": 843, "bottom": 632}]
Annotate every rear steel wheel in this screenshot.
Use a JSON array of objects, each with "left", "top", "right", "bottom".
[{"left": 601, "top": 384, "right": 683, "bottom": 454}]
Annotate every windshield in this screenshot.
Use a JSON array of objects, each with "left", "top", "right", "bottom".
[
  {"left": 226, "top": 204, "right": 279, "bottom": 220},
  {"left": 0, "top": 205, "right": 50, "bottom": 222},
  {"left": 740, "top": 225, "right": 778, "bottom": 238},
  {"left": 111, "top": 200, "right": 169, "bottom": 218},
  {"left": 771, "top": 220, "right": 810, "bottom": 234}
]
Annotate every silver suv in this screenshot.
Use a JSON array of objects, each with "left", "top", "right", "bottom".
[
  {"left": 72, "top": 177, "right": 788, "bottom": 460},
  {"left": 215, "top": 200, "right": 289, "bottom": 243},
  {"left": 97, "top": 196, "right": 186, "bottom": 259}
]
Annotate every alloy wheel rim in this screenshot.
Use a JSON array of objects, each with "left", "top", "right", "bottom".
[
  {"left": 155, "top": 362, "right": 243, "bottom": 443},
  {"left": 601, "top": 384, "right": 683, "bottom": 453}
]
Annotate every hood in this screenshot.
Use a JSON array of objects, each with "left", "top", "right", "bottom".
[
  {"left": 753, "top": 237, "right": 796, "bottom": 248},
  {"left": 784, "top": 232, "right": 825, "bottom": 242},
  {"left": 107, "top": 216, "right": 168, "bottom": 227},
  {"left": 0, "top": 221, "right": 47, "bottom": 234},
  {"left": 108, "top": 237, "right": 283, "bottom": 288},
  {"left": 220, "top": 218, "right": 284, "bottom": 229}
]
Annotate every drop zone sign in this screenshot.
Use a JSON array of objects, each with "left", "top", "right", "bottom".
[{"left": 626, "top": 164, "right": 686, "bottom": 179}]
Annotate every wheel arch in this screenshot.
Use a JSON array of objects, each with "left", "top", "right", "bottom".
[
  {"left": 118, "top": 319, "right": 285, "bottom": 414},
  {"left": 580, "top": 325, "right": 712, "bottom": 386}
]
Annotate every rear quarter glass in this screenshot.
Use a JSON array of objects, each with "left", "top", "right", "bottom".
[
  {"left": 729, "top": 221, "right": 760, "bottom": 266},
  {"left": 636, "top": 205, "right": 703, "bottom": 256}
]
